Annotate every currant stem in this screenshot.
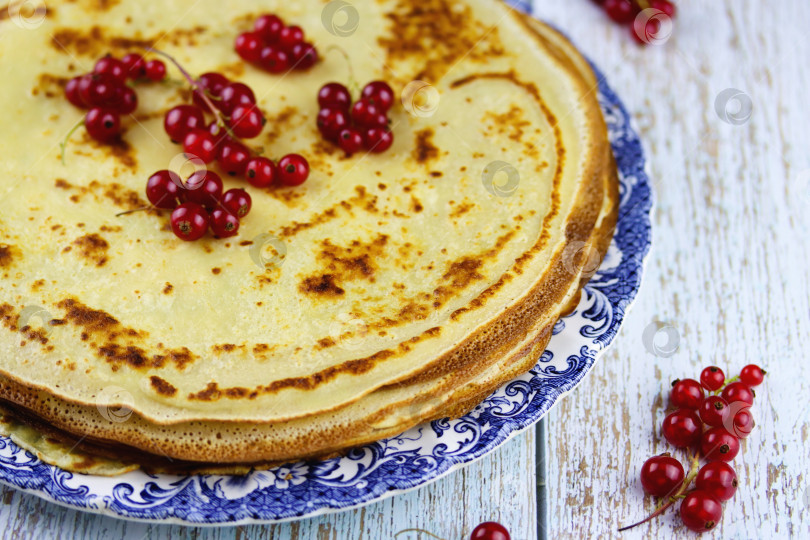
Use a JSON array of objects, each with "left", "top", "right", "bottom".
[
  {"left": 115, "top": 205, "right": 152, "bottom": 217},
  {"left": 59, "top": 117, "right": 85, "bottom": 165},
  {"left": 325, "top": 45, "right": 360, "bottom": 98},
  {"left": 393, "top": 529, "right": 447, "bottom": 540},
  {"left": 617, "top": 453, "right": 700, "bottom": 532},
  {"left": 636, "top": 0, "right": 652, "bottom": 10}
]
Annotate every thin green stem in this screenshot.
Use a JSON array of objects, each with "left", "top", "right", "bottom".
[
  {"left": 325, "top": 44, "right": 360, "bottom": 98},
  {"left": 394, "top": 529, "right": 446, "bottom": 540},
  {"left": 59, "top": 117, "right": 85, "bottom": 165}
]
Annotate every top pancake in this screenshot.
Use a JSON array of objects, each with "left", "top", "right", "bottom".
[{"left": 0, "top": 0, "right": 610, "bottom": 426}]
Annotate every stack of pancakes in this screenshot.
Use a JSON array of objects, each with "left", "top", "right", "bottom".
[{"left": 0, "top": 0, "right": 618, "bottom": 474}]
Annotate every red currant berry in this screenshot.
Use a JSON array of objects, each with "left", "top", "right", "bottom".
[
  {"left": 670, "top": 378, "right": 704, "bottom": 409},
  {"left": 680, "top": 491, "right": 722, "bottom": 533},
  {"left": 184, "top": 170, "right": 223, "bottom": 208},
  {"left": 604, "top": 0, "right": 638, "bottom": 24},
  {"left": 207, "top": 121, "right": 231, "bottom": 147},
  {"left": 317, "top": 107, "right": 350, "bottom": 141},
  {"left": 699, "top": 396, "right": 729, "bottom": 428},
  {"left": 650, "top": 0, "right": 676, "bottom": 17},
  {"left": 76, "top": 74, "right": 96, "bottom": 107},
  {"left": 338, "top": 128, "right": 364, "bottom": 154},
  {"left": 94, "top": 56, "right": 127, "bottom": 83},
  {"left": 277, "top": 154, "right": 309, "bottom": 186},
  {"left": 700, "top": 366, "right": 725, "bottom": 391},
  {"left": 182, "top": 129, "right": 218, "bottom": 163},
  {"left": 65, "top": 77, "right": 86, "bottom": 108},
  {"left": 235, "top": 31, "right": 263, "bottom": 63},
  {"left": 80, "top": 73, "right": 124, "bottom": 108},
  {"left": 470, "top": 522, "right": 510, "bottom": 540},
  {"left": 739, "top": 364, "right": 765, "bottom": 386},
  {"left": 146, "top": 170, "right": 182, "bottom": 209},
  {"left": 291, "top": 42, "right": 318, "bottom": 70},
  {"left": 259, "top": 45, "right": 290, "bottom": 74},
  {"left": 85, "top": 108, "right": 121, "bottom": 142},
  {"left": 639, "top": 454, "right": 684, "bottom": 497},
  {"left": 721, "top": 382, "right": 755, "bottom": 406},
  {"left": 661, "top": 409, "right": 702, "bottom": 448},
  {"left": 121, "top": 53, "right": 147, "bottom": 79},
  {"left": 696, "top": 461, "right": 738, "bottom": 502},
  {"left": 364, "top": 127, "right": 394, "bottom": 153},
  {"left": 210, "top": 208, "right": 240, "bottom": 238},
  {"left": 278, "top": 25, "right": 304, "bottom": 51},
  {"left": 700, "top": 427, "right": 740, "bottom": 462},
  {"left": 361, "top": 81, "right": 395, "bottom": 112},
  {"left": 217, "top": 140, "right": 251, "bottom": 176},
  {"left": 318, "top": 83, "right": 351, "bottom": 109},
  {"left": 144, "top": 59, "right": 166, "bottom": 81},
  {"left": 245, "top": 156, "right": 276, "bottom": 188},
  {"left": 112, "top": 86, "right": 138, "bottom": 115},
  {"left": 730, "top": 407, "right": 754, "bottom": 438},
  {"left": 219, "top": 82, "right": 256, "bottom": 113},
  {"left": 228, "top": 105, "right": 265, "bottom": 139},
  {"left": 221, "top": 188, "right": 252, "bottom": 218},
  {"left": 193, "top": 72, "right": 230, "bottom": 109},
  {"left": 351, "top": 98, "right": 385, "bottom": 128},
  {"left": 171, "top": 202, "right": 209, "bottom": 241},
  {"left": 254, "top": 14, "right": 284, "bottom": 43},
  {"left": 164, "top": 105, "right": 206, "bottom": 143}
]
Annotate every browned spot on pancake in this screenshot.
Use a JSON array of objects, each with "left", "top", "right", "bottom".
[
  {"left": 54, "top": 178, "right": 72, "bottom": 189},
  {"left": 211, "top": 267, "right": 221, "bottom": 275},
  {"left": 413, "top": 128, "right": 439, "bottom": 165},
  {"left": 410, "top": 196, "right": 423, "bottom": 213},
  {"left": 20, "top": 326, "right": 48, "bottom": 345},
  {"left": 277, "top": 186, "right": 376, "bottom": 238},
  {"left": 263, "top": 106, "right": 298, "bottom": 144},
  {"left": 0, "top": 2, "right": 48, "bottom": 23},
  {"left": 299, "top": 274, "right": 344, "bottom": 296},
  {"left": 483, "top": 104, "right": 539, "bottom": 159},
  {"left": 162, "top": 283, "right": 173, "bottom": 295},
  {"left": 30, "top": 279, "right": 46, "bottom": 292},
  {"left": 212, "top": 343, "right": 237, "bottom": 353},
  {"left": 0, "top": 244, "right": 20, "bottom": 269},
  {"left": 149, "top": 376, "right": 177, "bottom": 397},
  {"left": 0, "top": 303, "right": 18, "bottom": 331},
  {"left": 379, "top": 0, "right": 504, "bottom": 83},
  {"left": 316, "top": 337, "right": 336, "bottom": 349},
  {"left": 50, "top": 24, "right": 206, "bottom": 58},
  {"left": 34, "top": 73, "right": 69, "bottom": 98},
  {"left": 70, "top": 233, "right": 109, "bottom": 267},
  {"left": 450, "top": 201, "right": 475, "bottom": 218},
  {"left": 219, "top": 62, "right": 245, "bottom": 79}
]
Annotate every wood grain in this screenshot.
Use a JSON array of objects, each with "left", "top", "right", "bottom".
[{"left": 537, "top": 0, "right": 810, "bottom": 537}]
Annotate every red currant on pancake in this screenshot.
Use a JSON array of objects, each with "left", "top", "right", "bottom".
[
  {"left": 219, "top": 82, "right": 256, "bottom": 113},
  {"left": 80, "top": 73, "right": 124, "bottom": 108},
  {"left": 317, "top": 107, "right": 350, "bottom": 142},
  {"left": 110, "top": 86, "right": 138, "bottom": 115},
  {"left": 146, "top": 170, "right": 182, "bottom": 209},
  {"left": 259, "top": 45, "right": 290, "bottom": 74},
  {"left": 184, "top": 170, "right": 223, "bottom": 209},
  {"left": 217, "top": 140, "right": 252, "bottom": 176},
  {"left": 318, "top": 83, "right": 351, "bottom": 110},
  {"left": 228, "top": 105, "right": 265, "bottom": 139},
  {"left": 364, "top": 128, "right": 394, "bottom": 153},
  {"left": 164, "top": 105, "right": 206, "bottom": 143},
  {"left": 84, "top": 108, "right": 121, "bottom": 142},
  {"left": 291, "top": 42, "right": 318, "bottom": 70},
  {"left": 193, "top": 72, "right": 230, "bottom": 109},
  {"left": 171, "top": 202, "right": 209, "bottom": 241},
  {"left": 361, "top": 81, "right": 395, "bottom": 112},
  {"left": 93, "top": 56, "right": 127, "bottom": 83},
  {"left": 245, "top": 157, "right": 276, "bottom": 188},
  {"left": 351, "top": 98, "right": 386, "bottom": 128},
  {"left": 235, "top": 31, "right": 263, "bottom": 63},
  {"left": 278, "top": 25, "right": 304, "bottom": 51},
  {"left": 254, "top": 14, "right": 284, "bottom": 43},
  {"left": 144, "top": 59, "right": 166, "bottom": 81},
  {"left": 221, "top": 188, "right": 252, "bottom": 218},
  {"left": 210, "top": 208, "right": 240, "bottom": 238},
  {"left": 64, "top": 77, "right": 86, "bottom": 108},
  {"left": 338, "top": 128, "right": 364, "bottom": 155},
  {"left": 121, "top": 53, "right": 146, "bottom": 79},
  {"left": 277, "top": 154, "right": 309, "bottom": 186},
  {"left": 182, "top": 129, "right": 218, "bottom": 163}
]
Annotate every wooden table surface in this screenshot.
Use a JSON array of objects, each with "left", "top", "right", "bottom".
[{"left": 2, "top": 1, "right": 809, "bottom": 538}]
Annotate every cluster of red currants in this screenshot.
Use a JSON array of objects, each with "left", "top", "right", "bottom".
[
  {"left": 235, "top": 14, "right": 318, "bottom": 73},
  {"left": 590, "top": 0, "right": 676, "bottom": 44},
  {"left": 146, "top": 169, "right": 251, "bottom": 241},
  {"left": 64, "top": 53, "right": 166, "bottom": 142},
  {"left": 623, "top": 364, "right": 766, "bottom": 533},
  {"left": 317, "top": 80, "right": 395, "bottom": 154}
]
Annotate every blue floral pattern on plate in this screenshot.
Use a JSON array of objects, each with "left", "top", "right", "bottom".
[{"left": 0, "top": 6, "right": 652, "bottom": 525}]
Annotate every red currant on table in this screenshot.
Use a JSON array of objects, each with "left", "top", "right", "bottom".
[
  {"left": 721, "top": 382, "right": 755, "bottom": 406},
  {"left": 183, "top": 129, "right": 218, "bottom": 163},
  {"left": 739, "top": 364, "right": 766, "bottom": 386},
  {"left": 364, "top": 127, "right": 394, "bottom": 153},
  {"left": 604, "top": 0, "right": 638, "bottom": 24},
  {"left": 699, "top": 366, "right": 725, "bottom": 391},
  {"left": 245, "top": 157, "right": 277, "bottom": 188},
  {"left": 228, "top": 105, "right": 265, "bottom": 139},
  {"left": 318, "top": 83, "right": 352, "bottom": 109},
  {"left": 361, "top": 81, "right": 395, "bottom": 112},
  {"left": 338, "top": 128, "right": 364, "bottom": 155},
  {"left": 146, "top": 170, "right": 182, "bottom": 209},
  {"left": 184, "top": 170, "right": 223, "bottom": 209},
  {"left": 164, "top": 105, "right": 206, "bottom": 143},
  {"left": 650, "top": 0, "right": 676, "bottom": 17},
  {"left": 700, "top": 427, "right": 740, "bottom": 462},
  {"left": 730, "top": 407, "right": 754, "bottom": 438},
  {"left": 661, "top": 409, "right": 702, "bottom": 448},
  {"left": 235, "top": 31, "right": 264, "bottom": 63},
  {"left": 171, "top": 202, "right": 209, "bottom": 241},
  {"left": 144, "top": 59, "right": 167, "bottom": 81},
  {"left": 670, "top": 378, "right": 704, "bottom": 410},
  {"left": 217, "top": 140, "right": 252, "bottom": 177},
  {"left": 680, "top": 491, "right": 722, "bottom": 533},
  {"left": 695, "top": 461, "right": 738, "bottom": 502},
  {"left": 210, "top": 208, "right": 240, "bottom": 238},
  {"left": 698, "top": 395, "right": 729, "bottom": 427},
  {"left": 277, "top": 154, "right": 309, "bottom": 186},
  {"left": 639, "top": 454, "right": 684, "bottom": 497},
  {"left": 221, "top": 188, "right": 252, "bottom": 218},
  {"left": 85, "top": 107, "right": 121, "bottom": 142},
  {"left": 470, "top": 522, "right": 510, "bottom": 540}
]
